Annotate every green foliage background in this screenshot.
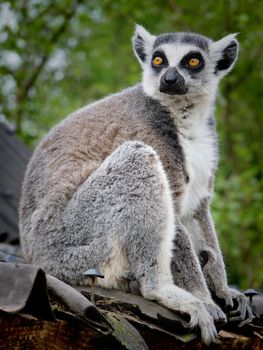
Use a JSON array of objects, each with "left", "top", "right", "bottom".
[{"left": 0, "top": 0, "right": 262, "bottom": 289}]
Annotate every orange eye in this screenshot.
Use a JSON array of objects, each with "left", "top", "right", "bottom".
[
  {"left": 152, "top": 56, "right": 163, "bottom": 66},
  {"left": 188, "top": 58, "right": 200, "bottom": 67}
]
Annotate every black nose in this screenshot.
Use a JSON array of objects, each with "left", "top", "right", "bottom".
[
  {"left": 163, "top": 68, "right": 178, "bottom": 85},
  {"left": 164, "top": 75, "right": 177, "bottom": 85},
  {"left": 160, "top": 67, "right": 187, "bottom": 95}
]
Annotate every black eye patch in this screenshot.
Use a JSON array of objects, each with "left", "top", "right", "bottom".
[
  {"left": 151, "top": 50, "right": 169, "bottom": 72},
  {"left": 180, "top": 51, "right": 205, "bottom": 73}
]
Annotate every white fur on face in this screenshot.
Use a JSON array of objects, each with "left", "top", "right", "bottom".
[
  {"left": 142, "top": 42, "right": 218, "bottom": 107},
  {"left": 157, "top": 43, "right": 203, "bottom": 67},
  {"left": 133, "top": 26, "right": 238, "bottom": 106}
]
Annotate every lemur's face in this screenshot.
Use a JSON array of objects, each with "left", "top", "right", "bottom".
[{"left": 133, "top": 26, "right": 238, "bottom": 102}]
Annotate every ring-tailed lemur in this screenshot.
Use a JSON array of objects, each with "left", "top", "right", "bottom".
[{"left": 19, "top": 25, "right": 252, "bottom": 344}]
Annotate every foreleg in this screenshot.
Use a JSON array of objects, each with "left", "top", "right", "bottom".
[
  {"left": 191, "top": 199, "right": 253, "bottom": 322},
  {"left": 171, "top": 220, "right": 226, "bottom": 324}
]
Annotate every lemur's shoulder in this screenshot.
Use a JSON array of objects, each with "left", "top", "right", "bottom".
[
  {"left": 39, "top": 83, "right": 174, "bottom": 158},
  {"left": 64, "top": 84, "right": 146, "bottom": 123}
]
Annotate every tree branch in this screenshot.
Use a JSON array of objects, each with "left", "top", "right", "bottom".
[{"left": 15, "top": 0, "right": 83, "bottom": 132}]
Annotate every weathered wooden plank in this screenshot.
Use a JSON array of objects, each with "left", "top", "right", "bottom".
[
  {"left": 1, "top": 312, "right": 262, "bottom": 350},
  {"left": 0, "top": 314, "right": 117, "bottom": 350}
]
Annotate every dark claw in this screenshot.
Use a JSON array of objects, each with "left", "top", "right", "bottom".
[{"left": 228, "top": 294, "right": 254, "bottom": 324}]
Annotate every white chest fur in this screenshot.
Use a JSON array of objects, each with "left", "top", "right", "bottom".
[{"left": 178, "top": 117, "right": 216, "bottom": 218}]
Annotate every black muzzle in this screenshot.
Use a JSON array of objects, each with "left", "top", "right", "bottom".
[{"left": 160, "top": 67, "right": 188, "bottom": 95}]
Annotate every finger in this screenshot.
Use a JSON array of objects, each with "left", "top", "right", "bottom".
[
  {"left": 229, "top": 314, "right": 245, "bottom": 322},
  {"left": 200, "top": 319, "right": 218, "bottom": 345},
  {"left": 228, "top": 305, "right": 245, "bottom": 321},
  {"left": 228, "top": 294, "right": 247, "bottom": 318},
  {"left": 187, "top": 309, "right": 198, "bottom": 329},
  {"left": 238, "top": 306, "right": 254, "bottom": 327},
  {"left": 229, "top": 309, "right": 240, "bottom": 316},
  {"left": 224, "top": 295, "right": 234, "bottom": 308},
  {"left": 239, "top": 317, "right": 252, "bottom": 327},
  {"left": 236, "top": 295, "right": 248, "bottom": 320}
]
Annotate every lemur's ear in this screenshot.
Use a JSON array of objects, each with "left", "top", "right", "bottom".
[
  {"left": 212, "top": 33, "right": 239, "bottom": 78},
  {"left": 133, "top": 24, "right": 156, "bottom": 65}
]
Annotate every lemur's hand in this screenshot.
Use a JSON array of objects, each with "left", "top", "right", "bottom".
[
  {"left": 215, "top": 287, "right": 254, "bottom": 324},
  {"left": 203, "top": 301, "right": 227, "bottom": 324}
]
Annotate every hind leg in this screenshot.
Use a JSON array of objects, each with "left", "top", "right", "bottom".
[
  {"left": 33, "top": 140, "right": 172, "bottom": 285},
  {"left": 107, "top": 142, "right": 218, "bottom": 344},
  {"left": 30, "top": 140, "right": 218, "bottom": 343}
]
